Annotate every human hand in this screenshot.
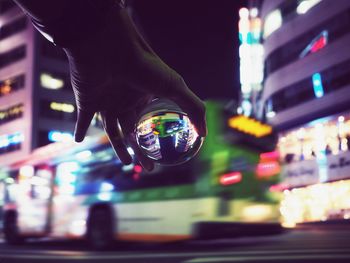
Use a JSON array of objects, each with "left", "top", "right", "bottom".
[{"left": 66, "top": 8, "right": 207, "bottom": 171}]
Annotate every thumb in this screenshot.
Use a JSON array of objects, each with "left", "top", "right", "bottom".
[{"left": 74, "top": 109, "right": 95, "bottom": 142}]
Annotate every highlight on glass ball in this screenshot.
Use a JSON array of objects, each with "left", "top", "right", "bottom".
[{"left": 135, "top": 99, "right": 204, "bottom": 166}]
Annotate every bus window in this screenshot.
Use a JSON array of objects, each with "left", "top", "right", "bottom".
[
  {"left": 31, "top": 167, "right": 53, "bottom": 200},
  {"left": 55, "top": 162, "right": 79, "bottom": 195}
]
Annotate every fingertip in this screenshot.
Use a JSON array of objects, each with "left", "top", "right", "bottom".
[
  {"left": 75, "top": 110, "right": 94, "bottom": 143},
  {"left": 74, "top": 133, "right": 84, "bottom": 143},
  {"left": 109, "top": 140, "right": 133, "bottom": 165}
]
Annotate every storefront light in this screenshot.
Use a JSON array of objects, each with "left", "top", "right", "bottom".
[
  {"left": 75, "top": 150, "right": 92, "bottom": 160},
  {"left": 338, "top": 116, "right": 345, "bottom": 122},
  {"left": 19, "top": 165, "right": 34, "bottom": 178}
]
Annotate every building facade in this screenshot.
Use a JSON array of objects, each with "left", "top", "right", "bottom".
[
  {"left": 0, "top": 1, "right": 100, "bottom": 167},
  {"left": 258, "top": 0, "right": 350, "bottom": 226}
]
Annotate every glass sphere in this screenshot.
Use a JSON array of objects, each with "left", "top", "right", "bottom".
[{"left": 135, "top": 99, "right": 204, "bottom": 165}]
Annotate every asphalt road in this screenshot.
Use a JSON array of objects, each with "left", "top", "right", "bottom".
[{"left": 1, "top": 227, "right": 350, "bottom": 263}]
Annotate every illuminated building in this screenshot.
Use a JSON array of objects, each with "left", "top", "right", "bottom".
[
  {"left": 0, "top": 2, "right": 101, "bottom": 166},
  {"left": 256, "top": 0, "right": 350, "bottom": 226}
]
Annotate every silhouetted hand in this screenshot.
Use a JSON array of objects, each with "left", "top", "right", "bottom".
[{"left": 66, "top": 8, "right": 207, "bottom": 171}]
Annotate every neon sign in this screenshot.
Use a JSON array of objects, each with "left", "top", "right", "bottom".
[{"left": 228, "top": 115, "right": 272, "bottom": 137}]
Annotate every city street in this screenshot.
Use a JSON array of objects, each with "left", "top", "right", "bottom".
[{"left": 1, "top": 227, "right": 350, "bottom": 263}]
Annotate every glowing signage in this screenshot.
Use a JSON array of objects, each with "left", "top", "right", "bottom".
[
  {"left": 260, "top": 151, "right": 279, "bottom": 161},
  {"left": 256, "top": 151, "right": 280, "bottom": 178},
  {"left": 300, "top": 31, "right": 328, "bottom": 58},
  {"left": 256, "top": 161, "right": 280, "bottom": 178},
  {"left": 228, "top": 115, "right": 273, "bottom": 137},
  {"left": 238, "top": 7, "right": 264, "bottom": 116},
  {"left": 312, "top": 72, "right": 324, "bottom": 98},
  {"left": 220, "top": 172, "right": 242, "bottom": 186}
]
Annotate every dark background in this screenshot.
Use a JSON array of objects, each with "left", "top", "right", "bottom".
[{"left": 130, "top": 0, "right": 245, "bottom": 101}]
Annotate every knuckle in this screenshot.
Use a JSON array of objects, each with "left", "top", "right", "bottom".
[{"left": 171, "top": 72, "right": 185, "bottom": 88}]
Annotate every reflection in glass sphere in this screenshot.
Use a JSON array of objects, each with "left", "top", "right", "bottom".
[{"left": 135, "top": 99, "right": 204, "bottom": 165}]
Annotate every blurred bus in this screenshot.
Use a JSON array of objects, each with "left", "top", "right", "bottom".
[{"left": 1, "top": 101, "right": 281, "bottom": 249}]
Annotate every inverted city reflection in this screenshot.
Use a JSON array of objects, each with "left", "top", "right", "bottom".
[{"left": 135, "top": 100, "right": 203, "bottom": 165}]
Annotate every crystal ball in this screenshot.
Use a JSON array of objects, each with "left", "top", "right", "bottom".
[{"left": 135, "top": 99, "right": 204, "bottom": 165}]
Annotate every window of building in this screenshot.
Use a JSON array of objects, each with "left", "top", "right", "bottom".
[
  {"left": 263, "top": 9, "right": 282, "bottom": 39},
  {"left": 0, "top": 45, "right": 26, "bottom": 69},
  {"left": 296, "top": 0, "right": 322, "bottom": 15},
  {"left": 48, "top": 130, "right": 73, "bottom": 143},
  {"left": 0, "top": 74, "right": 25, "bottom": 97},
  {"left": 40, "top": 72, "right": 71, "bottom": 91},
  {"left": 39, "top": 100, "right": 76, "bottom": 122},
  {"left": 264, "top": 7, "right": 350, "bottom": 77},
  {"left": 266, "top": 58, "right": 350, "bottom": 115},
  {"left": 0, "top": 0, "right": 16, "bottom": 14},
  {"left": 40, "top": 73, "right": 64, "bottom": 90},
  {"left": 263, "top": 0, "right": 322, "bottom": 40},
  {"left": 0, "top": 103, "right": 23, "bottom": 125},
  {"left": 0, "top": 132, "right": 23, "bottom": 155},
  {"left": 38, "top": 130, "right": 73, "bottom": 147},
  {"left": 0, "top": 16, "right": 27, "bottom": 40}
]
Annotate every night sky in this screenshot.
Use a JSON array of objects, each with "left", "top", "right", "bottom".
[{"left": 130, "top": 0, "right": 245, "bottom": 101}]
